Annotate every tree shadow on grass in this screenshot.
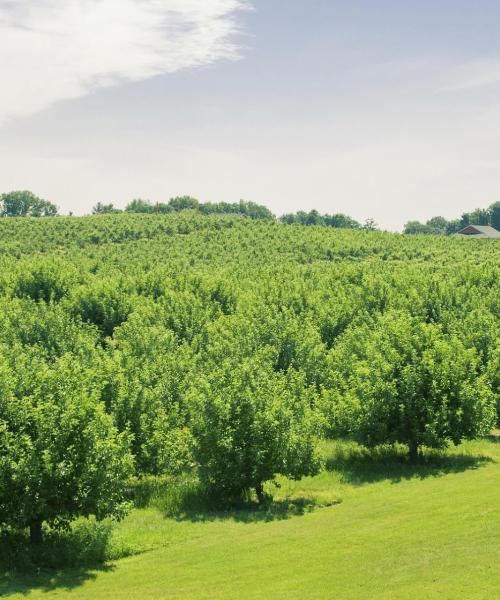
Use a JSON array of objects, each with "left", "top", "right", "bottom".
[
  {"left": 0, "top": 520, "right": 116, "bottom": 597},
  {"left": 165, "top": 495, "right": 339, "bottom": 525},
  {"left": 0, "top": 565, "right": 113, "bottom": 598},
  {"left": 151, "top": 476, "right": 342, "bottom": 525},
  {"left": 324, "top": 441, "right": 494, "bottom": 486}
]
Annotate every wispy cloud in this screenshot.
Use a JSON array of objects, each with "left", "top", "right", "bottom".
[
  {"left": 0, "top": 0, "right": 248, "bottom": 122},
  {"left": 439, "top": 58, "right": 500, "bottom": 92}
]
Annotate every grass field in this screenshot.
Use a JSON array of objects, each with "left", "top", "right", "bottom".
[{"left": 2, "top": 435, "right": 499, "bottom": 600}]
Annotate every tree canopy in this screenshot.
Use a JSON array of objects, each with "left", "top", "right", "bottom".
[{"left": 1, "top": 191, "right": 58, "bottom": 217}]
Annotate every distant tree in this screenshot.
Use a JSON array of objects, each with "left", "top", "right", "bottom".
[
  {"left": 404, "top": 217, "right": 447, "bottom": 235},
  {"left": 279, "top": 210, "right": 360, "bottom": 229},
  {"left": 426, "top": 216, "right": 448, "bottom": 234},
  {"left": 363, "top": 218, "right": 378, "bottom": 231},
  {"left": 280, "top": 213, "right": 298, "bottom": 224},
  {"left": 236, "top": 200, "right": 275, "bottom": 220},
  {"left": 323, "top": 213, "right": 361, "bottom": 229},
  {"left": 446, "top": 219, "right": 462, "bottom": 235},
  {"left": 305, "top": 209, "right": 324, "bottom": 225},
  {"left": 489, "top": 201, "right": 500, "bottom": 230},
  {"left": 0, "top": 353, "right": 133, "bottom": 544},
  {"left": 404, "top": 221, "right": 434, "bottom": 235},
  {"left": 168, "top": 196, "right": 200, "bottom": 211},
  {"left": 468, "top": 208, "right": 490, "bottom": 226},
  {"left": 125, "top": 199, "right": 154, "bottom": 213},
  {"left": 459, "top": 212, "right": 471, "bottom": 229},
  {"left": 190, "top": 355, "right": 321, "bottom": 504},
  {"left": 199, "top": 200, "right": 275, "bottom": 220},
  {"left": 92, "top": 202, "right": 121, "bottom": 214},
  {"left": 1, "top": 191, "right": 58, "bottom": 217}
]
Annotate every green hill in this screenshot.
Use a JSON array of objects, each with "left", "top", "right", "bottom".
[{"left": 0, "top": 213, "right": 498, "bottom": 599}]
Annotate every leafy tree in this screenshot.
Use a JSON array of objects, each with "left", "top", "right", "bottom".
[
  {"left": 468, "top": 208, "right": 490, "bottom": 226},
  {"left": 235, "top": 200, "right": 275, "bottom": 220},
  {"left": 489, "top": 201, "right": 500, "bottom": 230},
  {"left": 404, "top": 217, "right": 448, "bottom": 235},
  {"left": 404, "top": 221, "right": 434, "bottom": 235},
  {"left": 322, "top": 313, "right": 496, "bottom": 460},
  {"left": 125, "top": 198, "right": 154, "bottom": 213},
  {"left": 426, "top": 216, "right": 447, "bottom": 232},
  {"left": 446, "top": 219, "right": 462, "bottom": 235},
  {"left": 103, "top": 306, "right": 194, "bottom": 475},
  {"left": 196, "top": 200, "right": 275, "bottom": 220},
  {"left": 12, "top": 259, "right": 77, "bottom": 303},
  {"left": 324, "top": 213, "right": 361, "bottom": 229},
  {"left": 0, "top": 352, "right": 133, "bottom": 544},
  {"left": 363, "top": 218, "right": 378, "bottom": 231},
  {"left": 92, "top": 202, "right": 121, "bottom": 214},
  {"left": 168, "top": 196, "right": 200, "bottom": 211},
  {"left": 70, "top": 282, "right": 133, "bottom": 339},
  {"left": 190, "top": 354, "right": 321, "bottom": 503},
  {"left": 1, "top": 191, "right": 58, "bottom": 217},
  {"left": 279, "top": 210, "right": 360, "bottom": 229},
  {"left": 0, "top": 298, "right": 98, "bottom": 360}
]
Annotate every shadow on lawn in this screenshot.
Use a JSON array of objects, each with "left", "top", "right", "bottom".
[
  {"left": 0, "top": 565, "right": 113, "bottom": 598},
  {"left": 0, "top": 521, "right": 116, "bottom": 597},
  {"left": 165, "top": 495, "right": 338, "bottom": 524},
  {"left": 324, "top": 441, "right": 494, "bottom": 486}
]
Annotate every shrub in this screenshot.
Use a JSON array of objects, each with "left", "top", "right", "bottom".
[{"left": 190, "top": 354, "right": 321, "bottom": 504}]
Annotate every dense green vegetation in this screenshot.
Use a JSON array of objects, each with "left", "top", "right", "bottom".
[
  {"left": 0, "top": 191, "right": 58, "bottom": 217},
  {"left": 95, "top": 196, "right": 275, "bottom": 220},
  {"left": 404, "top": 200, "right": 500, "bottom": 234},
  {"left": 0, "top": 211, "right": 498, "bottom": 597}
]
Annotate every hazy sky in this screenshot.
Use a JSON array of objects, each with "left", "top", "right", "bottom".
[{"left": 1, "top": 0, "right": 500, "bottom": 230}]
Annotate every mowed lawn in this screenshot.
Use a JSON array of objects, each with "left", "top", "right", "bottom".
[{"left": 2, "top": 436, "right": 499, "bottom": 600}]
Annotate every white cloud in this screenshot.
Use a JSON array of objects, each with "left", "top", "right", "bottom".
[
  {"left": 0, "top": 0, "right": 248, "bottom": 121},
  {"left": 439, "top": 58, "right": 500, "bottom": 91}
]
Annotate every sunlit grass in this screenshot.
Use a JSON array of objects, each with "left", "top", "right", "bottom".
[{"left": 3, "top": 435, "right": 499, "bottom": 599}]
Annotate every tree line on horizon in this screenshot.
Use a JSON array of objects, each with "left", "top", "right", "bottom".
[
  {"left": 404, "top": 201, "right": 500, "bottom": 235},
  {"left": 1, "top": 190, "right": 499, "bottom": 235},
  {"left": 0, "top": 190, "right": 374, "bottom": 229}
]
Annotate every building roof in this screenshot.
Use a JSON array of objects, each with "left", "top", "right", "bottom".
[{"left": 456, "top": 225, "right": 500, "bottom": 238}]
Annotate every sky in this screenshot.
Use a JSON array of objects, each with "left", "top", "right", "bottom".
[{"left": 1, "top": 0, "right": 500, "bottom": 230}]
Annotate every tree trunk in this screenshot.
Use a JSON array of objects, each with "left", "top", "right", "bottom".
[
  {"left": 409, "top": 440, "right": 419, "bottom": 463},
  {"left": 29, "top": 519, "right": 43, "bottom": 545},
  {"left": 255, "top": 483, "right": 265, "bottom": 505}
]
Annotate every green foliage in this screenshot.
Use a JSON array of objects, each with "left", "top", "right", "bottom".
[
  {"left": 92, "top": 202, "right": 121, "bottom": 214},
  {"left": 405, "top": 201, "right": 500, "bottom": 235},
  {"left": 1, "top": 190, "right": 58, "bottom": 217},
  {"left": 0, "top": 352, "right": 133, "bottom": 542},
  {"left": 12, "top": 259, "right": 76, "bottom": 302},
  {"left": 190, "top": 354, "right": 322, "bottom": 503},
  {"left": 322, "top": 312, "right": 496, "bottom": 458},
  {"left": 123, "top": 197, "right": 275, "bottom": 220},
  {"left": 125, "top": 198, "right": 155, "bottom": 213},
  {"left": 70, "top": 281, "right": 133, "bottom": 338},
  {"left": 0, "top": 210, "right": 497, "bottom": 542},
  {"left": 280, "top": 210, "right": 360, "bottom": 229}
]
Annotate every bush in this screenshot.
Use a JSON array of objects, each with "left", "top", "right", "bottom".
[
  {"left": 13, "top": 260, "right": 75, "bottom": 303},
  {"left": 322, "top": 312, "right": 496, "bottom": 460},
  {"left": 0, "top": 352, "right": 134, "bottom": 544},
  {"left": 190, "top": 353, "right": 322, "bottom": 504}
]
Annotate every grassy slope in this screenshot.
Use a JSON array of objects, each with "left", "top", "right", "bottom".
[{"left": 3, "top": 437, "right": 499, "bottom": 600}]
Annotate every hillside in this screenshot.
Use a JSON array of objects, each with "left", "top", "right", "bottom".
[{"left": 0, "top": 213, "right": 499, "bottom": 599}]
